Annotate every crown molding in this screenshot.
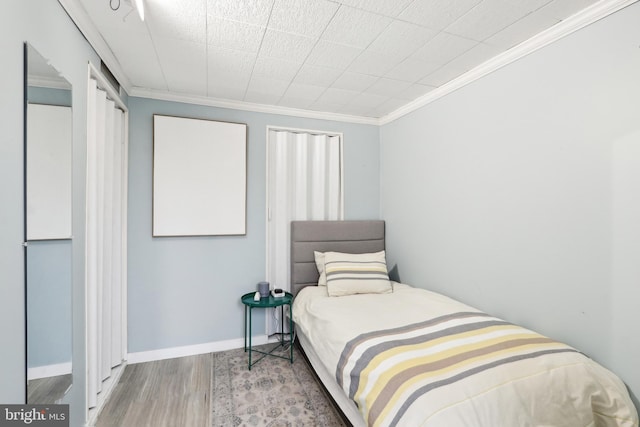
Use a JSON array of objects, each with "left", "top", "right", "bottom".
[
  {"left": 379, "top": 0, "right": 637, "bottom": 125},
  {"left": 27, "top": 76, "right": 71, "bottom": 90},
  {"left": 129, "top": 87, "right": 381, "bottom": 125},
  {"left": 57, "top": 0, "right": 132, "bottom": 93}
]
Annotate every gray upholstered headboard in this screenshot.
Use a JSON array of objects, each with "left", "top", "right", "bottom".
[{"left": 290, "top": 220, "right": 385, "bottom": 296}]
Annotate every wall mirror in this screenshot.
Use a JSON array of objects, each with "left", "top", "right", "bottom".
[{"left": 24, "top": 42, "right": 73, "bottom": 404}]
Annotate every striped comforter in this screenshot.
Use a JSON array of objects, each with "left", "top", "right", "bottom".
[
  {"left": 293, "top": 283, "right": 639, "bottom": 427},
  {"left": 337, "top": 312, "right": 578, "bottom": 426}
]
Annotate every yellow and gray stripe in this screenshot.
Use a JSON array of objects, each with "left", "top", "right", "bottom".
[
  {"left": 325, "top": 259, "right": 389, "bottom": 283},
  {"left": 337, "top": 312, "right": 579, "bottom": 427},
  {"left": 336, "top": 311, "right": 491, "bottom": 388}
]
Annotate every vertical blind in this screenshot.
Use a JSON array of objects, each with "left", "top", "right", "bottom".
[
  {"left": 86, "top": 78, "right": 126, "bottom": 408},
  {"left": 266, "top": 129, "right": 343, "bottom": 334}
]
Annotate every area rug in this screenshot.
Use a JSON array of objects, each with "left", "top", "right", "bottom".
[{"left": 211, "top": 343, "right": 347, "bottom": 427}]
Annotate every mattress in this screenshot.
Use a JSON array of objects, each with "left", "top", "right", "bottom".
[{"left": 293, "top": 283, "right": 639, "bottom": 427}]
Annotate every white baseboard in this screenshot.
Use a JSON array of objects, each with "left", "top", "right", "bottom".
[
  {"left": 28, "top": 362, "right": 72, "bottom": 380},
  {"left": 126, "top": 335, "right": 271, "bottom": 365}
]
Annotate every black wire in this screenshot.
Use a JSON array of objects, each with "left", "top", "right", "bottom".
[{"left": 110, "top": 0, "right": 120, "bottom": 11}]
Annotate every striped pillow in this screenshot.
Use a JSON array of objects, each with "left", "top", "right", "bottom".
[{"left": 324, "top": 251, "right": 392, "bottom": 297}]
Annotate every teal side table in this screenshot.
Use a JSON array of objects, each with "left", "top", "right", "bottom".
[{"left": 241, "top": 291, "right": 294, "bottom": 370}]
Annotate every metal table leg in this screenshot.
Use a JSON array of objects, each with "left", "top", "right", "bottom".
[
  {"left": 248, "top": 306, "right": 252, "bottom": 370},
  {"left": 280, "top": 305, "right": 284, "bottom": 345},
  {"left": 289, "top": 302, "right": 293, "bottom": 363}
]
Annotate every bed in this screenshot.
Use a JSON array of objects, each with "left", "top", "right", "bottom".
[{"left": 290, "top": 220, "right": 639, "bottom": 427}]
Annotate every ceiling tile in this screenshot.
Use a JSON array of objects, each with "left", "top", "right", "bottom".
[
  {"left": 413, "top": 32, "right": 478, "bottom": 64},
  {"left": 367, "top": 97, "right": 409, "bottom": 116},
  {"left": 278, "top": 96, "right": 315, "bottom": 109},
  {"left": 321, "top": 6, "right": 392, "bottom": 49},
  {"left": 385, "top": 56, "right": 440, "bottom": 82},
  {"left": 252, "top": 56, "right": 302, "bottom": 81},
  {"left": 444, "top": 0, "right": 552, "bottom": 41},
  {"left": 420, "top": 42, "right": 502, "bottom": 86},
  {"left": 244, "top": 91, "right": 283, "bottom": 104},
  {"left": 485, "top": 8, "right": 559, "bottom": 49},
  {"left": 280, "top": 84, "right": 331, "bottom": 110},
  {"left": 309, "top": 99, "right": 348, "bottom": 112},
  {"left": 246, "top": 76, "right": 290, "bottom": 97},
  {"left": 305, "top": 40, "right": 362, "bottom": 70},
  {"left": 539, "top": 0, "right": 599, "bottom": 20},
  {"left": 347, "top": 92, "right": 388, "bottom": 108},
  {"left": 282, "top": 82, "right": 326, "bottom": 100},
  {"left": 348, "top": 50, "right": 404, "bottom": 77},
  {"left": 331, "top": 72, "right": 378, "bottom": 92},
  {"left": 398, "top": 0, "right": 482, "bottom": 31},
  {"left": 207, "top": 0, "right": 275, "bottom": 26},
  {"left": 207, "top": 17, "right": 265, "bottom": 52},
  {"left": 336, "top": 0, "right": 415, "bottom": 17},
  {"left": 269, "top": 0, "right": 339, "bottom": 37},
  {"left": 208, "top": 81, "right": 248, "bottom": 100},
  {"left": 120, "top": 51, "right": 167, "bottom": 90},
  {"left": 162, "top": 66, "right": 207, "bottom": 95},
  {"left": 365, "top": 77, "right": 412, "bottom": 97},
  {"left": 396, "top": 83, "right": 436, "bottom": 100},
  {"left": 164, "top": 73, "right": 207, "bottom": 94},
  {"left": 316, "top": 87, "right": 360, "bottom": 104},
  {"left": 154, "top": 37, "right": 207, "bottom": 66},
  {"left": 207, "top": 45, "right": 256, "bottom": 81},
  {"left": 147, "top": 0, "right": 206, "bottom": 43},
  {"left": 259, "top": 29, "right": 316, "bottom": 62},
  {"left": 293, "top": 64, "right": 343, "bottom": 86},
  {"left": 367, "top": 20, "right": 437, "bottom": 59},
  {"left": 338, "top": 104, "right": 377, "bottom": 116},
  {"left": 208, "top": 71, "right": 251, "bottom": 96},
  {"left": 154, "top": 37, "right": 207, "bottom": 94}
]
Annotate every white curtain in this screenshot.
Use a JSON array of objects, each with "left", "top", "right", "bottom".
[
  {"left": 86, "top": 78, "right": 126, "bottom": 408},
  {"left": 266, "top": 129, "right": 342, "bottom": 334}
]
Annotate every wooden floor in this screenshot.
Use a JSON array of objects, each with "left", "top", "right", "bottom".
[
  {"left": 27, "top": 374, "right": 73, "bottom": 404},
  {"left": 96, "top": 354, "right": 212, "bottom": 427}
]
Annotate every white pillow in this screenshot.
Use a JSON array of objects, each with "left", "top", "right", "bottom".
[
  {"left": 323, "top": 250, "right": 392, "bottom": 297},
  {"left": 313, "top": 251, "right": 327, "bottom": 286}
]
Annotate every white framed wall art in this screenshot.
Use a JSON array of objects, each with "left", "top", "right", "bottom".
[{"left": 152, "top": 115, "right": 247, "bottom": 237}]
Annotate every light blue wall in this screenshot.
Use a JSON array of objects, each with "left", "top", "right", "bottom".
[
  {"left": 127, "top": 97, "right": 380, "bottom": 353},
  {"left": 27, "top": 241, "right": 72, "bottom": 368},
  {"left": 27, "top": 86, "right": 72, "bottom": 107},
  {"left": 380, "top": 2, "right": 640, "bottom": 405},
  {"left": 2, "top": 1, "right": 101, "bottom": 425}
]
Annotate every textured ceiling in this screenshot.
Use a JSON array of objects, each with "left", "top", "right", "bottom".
[{"left": 79, "top": 0, "right": 599, "bottom": 119}]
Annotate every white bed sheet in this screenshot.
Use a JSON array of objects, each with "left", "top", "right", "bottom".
[{"left": 293, "top": 283, "right": 482, "bottom": 375}]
